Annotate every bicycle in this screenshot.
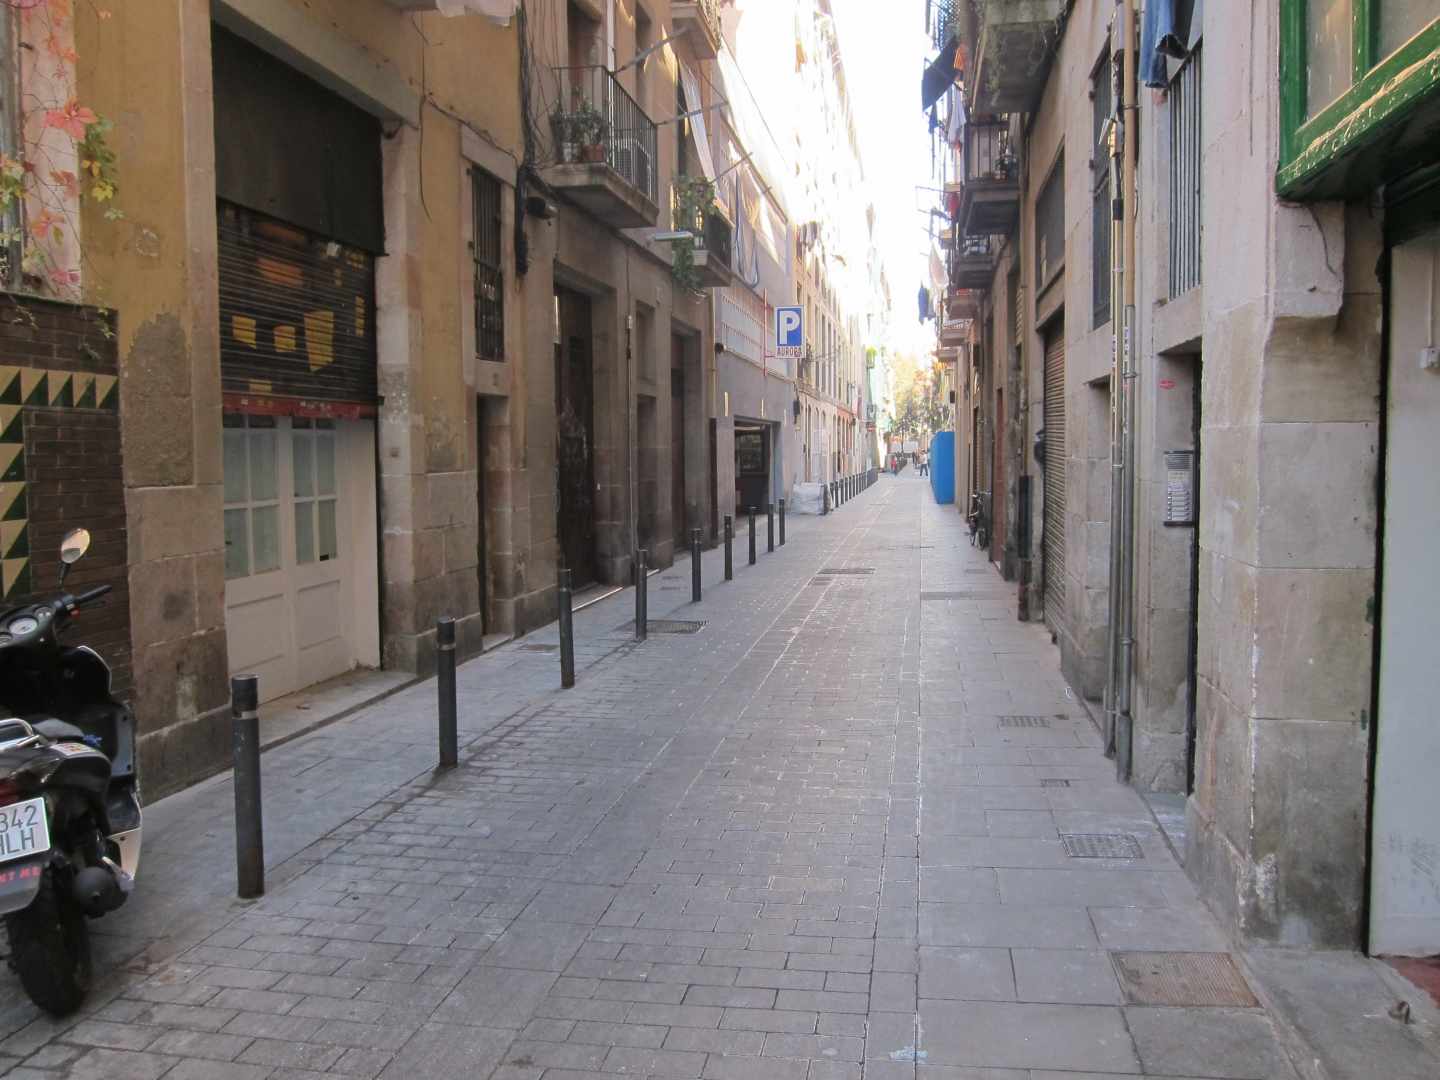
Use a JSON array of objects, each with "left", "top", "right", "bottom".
[{"left": 967, "top": 490, "right": 991, "bottom": 549}]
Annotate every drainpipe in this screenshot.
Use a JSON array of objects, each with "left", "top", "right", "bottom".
[
  {"left": 1113, "top": 0, "right": 1140, "bottom": 781},
  {"left": 1103, "top": 7, "right": 1125, "bottom": 760}
]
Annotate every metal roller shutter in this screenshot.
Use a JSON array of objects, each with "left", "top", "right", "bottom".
[
  {"left": 1043, "top": 327, "right": 1066, "bottom": 627},
  {"left": 218, "top": 202, "right": 378, "bottom": 414}
]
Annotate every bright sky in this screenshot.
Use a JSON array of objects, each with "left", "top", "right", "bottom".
[{"left": 830, "top": 0, "right": 935, "bottom": 358}]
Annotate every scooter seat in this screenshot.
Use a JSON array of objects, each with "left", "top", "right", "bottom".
[{"left": 33, "top": 717, "right": 86, "bottom": 742}]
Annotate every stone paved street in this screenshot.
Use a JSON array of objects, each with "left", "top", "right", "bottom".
[{"left": 0, "top": 474, "right": 1322, "bottom": 1077}]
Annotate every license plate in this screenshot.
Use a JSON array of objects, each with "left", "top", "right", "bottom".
[{"left": 0, "top": 798, "right": 48, "bottom": 864}]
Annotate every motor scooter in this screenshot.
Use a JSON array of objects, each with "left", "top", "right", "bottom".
[{"left": 0, "top": 528, "right": 140, "bottom": 1014}]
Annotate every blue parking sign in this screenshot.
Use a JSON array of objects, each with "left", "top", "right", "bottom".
[{"left": 776, "top": 306, "right": 803, "bottom": 358}]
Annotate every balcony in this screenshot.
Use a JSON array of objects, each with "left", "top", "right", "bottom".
[
  {"left": 940, "top": 316, "right": 970, "bottom": 346},
  {"left": 547, "top": 66, "right": 659, "bottom": 229},
  {"left": 672, "top": 0, "right": 722, "bottom": 60},
  {"left": 949, "top": 232, "right": 997, "bottom": 289},
  {"left": 968, "top": 0, "right": 1064, "bottom": 114},
  {"left": 672, "top": 182, "right": 734, "bottom": 288},
  {"left": 948, "top": 288, "right": 982, "bottom": 322},
  {"left": 957, "top": 120, "right": 1019, "bottom": 238}
]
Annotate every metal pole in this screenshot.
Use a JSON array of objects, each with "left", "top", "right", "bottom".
[
  {"left": 779, "top": 499, "right": 786, "bottom": 546},
  {"left": 822, "top": 484, "right": 829, "bottom": 515},
  {"left": 231, "top": 674, "right": 263, "bottom": 900},
  {"left": 766, "top": 503, "right": 775, "bottom": 553},
  {"left": 690, "top": 528, "right": 702, "bottom": 602},
  {"left": 748, "top": 508, "right": 757, "bottom": 565},
  {"left": 635, "top": 549, "right": 648, "bottom": 641},
  {"left": 558, "top": 569, "right": 575, "bottom": 689},
  {"left": 437, "top": 616, "right": 457, "bottom": 768},
  {"left": 723, "top": 515, "right": 733, "bottom": 581}
]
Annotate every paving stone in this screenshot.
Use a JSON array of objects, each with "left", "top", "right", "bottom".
[
  {"left": 375, "top": 1022, "right": 514, "bottom": 1078},
  {"left": 1124, "top": 1007, "right": 1297, "bottom": 1078},
  {"left": 917, "top": 1001, "right": 1139, "bottom": 1073}
]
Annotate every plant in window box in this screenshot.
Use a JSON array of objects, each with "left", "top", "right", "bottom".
[{"left": 670, "top": 176, "right": 717, "bottom": 293}]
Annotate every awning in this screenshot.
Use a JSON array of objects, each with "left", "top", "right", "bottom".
[
  {"left": 678, "top": 60, "right": 717, "bottom": 181},
  {"left": 922, "top": 36, "right": 961, "bottom": 111},
  {"left": 436, "top": 0, "right": 520, "bottom": 25}
]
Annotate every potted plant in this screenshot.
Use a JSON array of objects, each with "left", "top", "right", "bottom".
[
  {"left": 573, "top": 102, "right": 610, "bottom": 163},
  {"left": 551, "top": 111, "right": 580, "bottom": 163}
]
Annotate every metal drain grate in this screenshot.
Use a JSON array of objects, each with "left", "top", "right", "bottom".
[
  {"left": 1039, "top": 778, "right": 1071, "bottom": 788},
  {"left": 817, "top": 568, "right": 875, "bottom": 576},
  {"left": 616, "top": 619, "right": 706, "bottom": 635},
  {"left": 518, "top": 643, "right": 559, "bottom": 653},
  {"left": 1112, "top": 952, "right": 1258, "bottom": 1007},
  {"left": 1061, "top": 833, "right": 1145, "bottom": 859},
  {"left": 921, "top": 591, "right": 976, "bottom": 600},
  {"left": 998, "top": 715, "right": 1051, "bottom": 728}
]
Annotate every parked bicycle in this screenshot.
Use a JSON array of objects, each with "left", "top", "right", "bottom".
[{"left": 967, "top": 490, "right": 990, "bottom": 549}]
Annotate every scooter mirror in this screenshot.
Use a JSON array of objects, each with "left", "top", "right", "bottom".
[{"left": 60, "top": 527, "right": 91, "bottom": 565}]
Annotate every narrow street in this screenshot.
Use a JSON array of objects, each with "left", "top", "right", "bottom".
[{"left": 0, "top": 474, "right": 1322, "bottom": 1079}]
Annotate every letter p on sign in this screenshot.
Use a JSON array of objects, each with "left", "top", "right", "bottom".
[{"left": 776, "top": 306, "right": 803, "bottom": 359}]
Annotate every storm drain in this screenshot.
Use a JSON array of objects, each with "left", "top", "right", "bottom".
[
  {"left": 616, "top": 619, "right": 706, "bottom": 635},
  {"left": 998, "top": 715, "right": 1051, "bottom": 728},
  {"left": 921, "top": 591, "right": 976, "bottom": 601},
  {"left": 1111, "top": 951, "right": 1258, "bottom": 1007},
  {"left": 1039, "top": 778, "right": 1071, "bottom": 788},
  {"left": 518, "top": 643, "right": 559, "bottom": 653},
  {"left": 817, "top": 567, "right": 875, "bottom": 576},
  {"left": 1061, "top": 832, "right": 1145, "bottom": 859}
]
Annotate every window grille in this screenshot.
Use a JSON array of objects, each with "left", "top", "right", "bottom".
[
  {"left": 1169, "top": 48, "right": 1202, "bottom": 298},
  {"left": 1035, "top": 153, "right": 1065, "bottom": 290},
  {"left": 1092, "top": 48, "right": 1114, "bottom": 328},
  {"left": 473, "top": 169, "right": 505, "bottom": 361}
]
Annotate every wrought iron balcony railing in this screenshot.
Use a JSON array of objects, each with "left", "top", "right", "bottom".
[
  {"left": 552, "top": 66, "right": 659, "bottom": 205},
  {"left": 964, "top": 120, "right": 1017, "bottom": 185}
]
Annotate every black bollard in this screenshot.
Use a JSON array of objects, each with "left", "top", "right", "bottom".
[
  {"left": 690, "top": 529, "right": 702, "bottom": 603},
  {"left": 767, "top": 503, "right": 775, "bottom": 553},
  {"left": 823, "top": 484, "right": 830, "bottom": 515},
  {"left": 748, "top": 508, "right": 757, "bottom": 565},
  {"left": 437, "top": 616, "right": 457, "bottom": 768},
  {"left": 635, "top": 549, "right": 648, "bottom": 641},
  {"left": 724, "top": 515, "right": 734, "bottom": 581},
  {"left": 558, "top": 569, "right": 575, "bottom": 689},
  {"left": 779, "top": 499, "right": 787, "bottom": 546},
  {"left": 231, "top": 674, "right": 264, "bottom": 900}
]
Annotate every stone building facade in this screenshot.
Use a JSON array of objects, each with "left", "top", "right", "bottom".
[
  {"left": 52, "top": 0, "right": 749, "bottom": 799},
  {"left": 932, "top": 0, "right": 1440, "bottom": 955}
]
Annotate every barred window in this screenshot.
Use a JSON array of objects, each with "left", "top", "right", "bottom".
[
  {"left": 1092, "top": 46, "right": 1113, "bottom": 328},
  {"left": 472, "top": 168, "right": 505, "bottom": 361},
  {"left": 1035, "top": 152, "right": 1065, "bottom": 291}
]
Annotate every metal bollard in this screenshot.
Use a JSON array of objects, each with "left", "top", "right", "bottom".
[
  {"left": 437, "top": 616, "right": 458, "bottom": 768},
  {"left": 635, "top": 549, "right": 648, "bottom": 641},
  {"left": 748, "top": 508, "right": 757, "bottom": 565},
  {"left": 779, "top": 499, "right": 786, "bottom": 546},
  {"left": 724, "top": 515, "right": 734, "bottom": 581},
  {"left": 690, "top": 528, "right": 702, "bottom": 603},
  {"left": 558, "top": 569, "right": 575, "bottom": 689},
  {"left": 231, "top": 674, "right": 264, "bottom": 900},
  {"left": 822, "top": 484, "right": 829, "bottom": 515},
  {"left": 767, "top": 503, "right": 775, "bottom": 553}
]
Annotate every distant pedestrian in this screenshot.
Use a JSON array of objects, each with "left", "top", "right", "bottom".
[{"left": 918, "top": 450, "right": 929, "bottom": 477}]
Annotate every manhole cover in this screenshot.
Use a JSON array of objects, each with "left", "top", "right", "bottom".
[
  {"left": 1061, "top": 833, "right": 1144, "bottom": 859},
  {"left": 1112, "top": 952, "right": 1258, "bottom": 1007},
  {"left": 921, "top": 591, "right": 976, "bottom": 600},
  {"left": 817, "top": 568, "right": 875, "bottom": 576},
  {"left": 1039, "top": 778, "right": 1071, "bottom": 788},
  {"left": 518, "top": 643, "right": 559, "bottom": 653},
  {"left": 998, "top": 715, "right": 1051, "bottom": 728},
  {"left": 616, "top": 619, "right": 706, "bottom": 635}
]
